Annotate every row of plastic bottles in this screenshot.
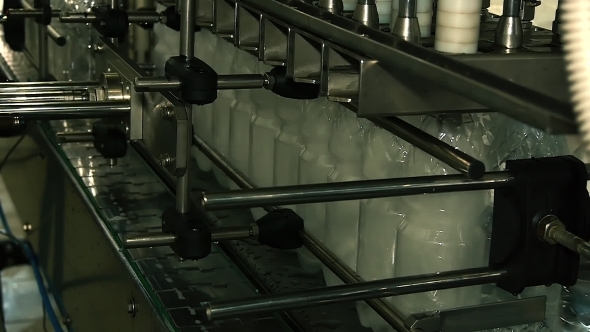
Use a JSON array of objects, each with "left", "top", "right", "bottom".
[{"left": 153, "top": 26, "right": 576, "bottom": 332}]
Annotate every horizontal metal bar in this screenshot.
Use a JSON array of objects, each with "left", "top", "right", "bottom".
[
  {"left": 200, "top": 172, "right": 513, "bottom": 210},
  {"left": 7, "top": 9, "right": 61, "bottom": 18},
  {"left": 200, "top": 164, "right": 590, "bottom": 210},
  {"left": 59, "top": 11, "right": 162, "bottom": 23},
  {"left": 242, "top": 0, "right": 576, "bottom": 133},
  {"left": 0, "top": 101, "right": 129, "bottom": 119},
  {"left": 0, "top": 81, "right": 98, "bottom": 91},
  {"left": 0, "top": 90, "right": 89, "bottom": 102},
  {"left": 55, "top": 132, "right": 94, "bottom": 143},
  {"left": 217, "top": 74, "right": 266, "bottom": 90},
  {"left": 133, "top": 77, "right": 181, "bottom": 92},
  {"left": 123, "top": 225, "right": 257, "bottom": 249},
  {"left": 134, "top": 74, "right": 266, "bottom": 93},
  {"left": 192, "top": 132, "right": 410, "bottom": 332},
  {"left": 374, "top": 117, "right": 485, "bottom": 179},
  {"left": 201, "top": 268, "right": 507, "bottom": 322}
]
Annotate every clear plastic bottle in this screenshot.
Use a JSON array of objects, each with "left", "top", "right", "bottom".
[
  {"left": 296, "top": 99, "right": 341, "bottom": 273},
  {"left": 392, "top": 115, "right": 490, "bottom": 316},
  {"left": 249, "top": 63, "right": 280, "bottom": 221},
  {"left": 193, "top": 30, "right": 219, "bottom": 172},
  {"left": 211, "top": 40, "right": 237, "bottom": 188},
  {"left": 273, "top": 97, "right": 306, "bottom": 212},
  {"left": 323, "top": 110, "right": 372, "bottom": 286},
  {"left": 228, "top": 51, "right": 258, "bottom": 189},
  {"left": 356, "top": 125, "right": 409, "bottom": 331}
]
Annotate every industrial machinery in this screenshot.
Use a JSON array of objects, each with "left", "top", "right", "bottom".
[{"left": 0, "top": 0, "right": 588, "bottom": 331}]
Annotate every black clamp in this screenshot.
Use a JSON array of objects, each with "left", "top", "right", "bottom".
[
  {"left": 91, "top": 5, "right": 129, "bottom": 41},
  {"left": 33, "top": 0, "right": 52, "bottom": 25},
  {"left": 161, "top": 6, "right": 201, "bottom": 32},
  {"left": 162, "top": 206, "right": 212, "bottom": 260},
  {"left": 92, "top": 121, "right": 127, "bottom": 159},
  {"left": 255, "top": 208, "right": 304, "bottom": 249},
  {"left": 489, "top": 156, "right": 590, "bottom": 294},
  {"left": 268, "top": 66, "right": 320, "bottom": 100},
  {"left": 165, "top": 55, "right": 218, "bottom": 105}
]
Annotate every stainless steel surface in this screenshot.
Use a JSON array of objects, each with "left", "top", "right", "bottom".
[
  {"left": 179, "top": 0, "right": 196, "bottom": 58},
  {"left": 0, "top": 89, "right": 90, "bottom": 102},
  {"left": 502, "top": 0, "right": 522, "bottom": 16},
  {"left": 193, "top": 132, "right": 410, "bottom": 332},
  {"left": 124, "top": 233, "right": 176, "bottom": 248},
  {"left": 494, "top": 4, "right": 524, "bottom": 49},
  {"left": 318, "top": 0, "right": 343, "bottom": 16},
  {"left": 217, "top": 74, "right": 267, "bottom": 90},
  {"left": 374, "top": 117, "right": 485, "bottom": 178},
  {"left": 405, "top": 297, "right": 546, "bottom": 332},
  {"left": 539, "top": 215, "right": 590, "bottom": 260},
  {"left": 0, "top": 81, "right": 99, "bottom": 91},
  {"left": 238, "top": 0, "right": 575, "bottom": 133},
  {"left": 391, "top": 0, "right": 420, "bottom": 44},
  {"left": 204, "top": 268, "right": 507, "bottom": 321},
  {"left": 199, "top": 171, "right": 513, "bottom": 210},
  {"left": 0, "top": 101, "right": 129, "bottom": 119},
  {"left": 59, "top": 11, "right": 162, "bottom": 23},
  {"left": 352, "top": 0, "right": 379, "bottom": 28},
  {"left": 133, "top": 77, "right": 181, "bottom": 92}
]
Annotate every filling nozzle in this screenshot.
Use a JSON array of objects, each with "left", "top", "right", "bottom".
[
  {"left": 391, "top": 0, "right": 421, "bottom": 44},
  {"left": 318, "top": 0, "right": 344, "bottom": 16},
  {"left": 352, "top": 0, "right": 379, "bottom": 29},
  {"left": 494, "top": 0, "right": 524, "bottom": 49}
]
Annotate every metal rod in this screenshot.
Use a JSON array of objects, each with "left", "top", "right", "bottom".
[
  {"left": 0, "top": 81, "right": 98, "bottom": 91},
  {"left": 47, "top": 25, "right": 66, "bottom": 47},
  {"left": 55, "top": 132, "right": 94, "bottom": 143},
  {"left": 123, "top": 226, "right": 256, "bottom": 249},
  {"left": 373, "top": 117, "right": 485, "bottom": 179},
  {"left": 217, "top": 74, "right": 266, "bottom": 90},
  {"left": 179, "top": 0, "right": 196, "bottom": 58},
  {"left": 0, "top": 90, "right": 89, "bottom": 102},
  {"left": 124, "top": 233, "right": 176, "bottom": 249},
  {"left": 192, "top": 132, "right": 409, "bottom": 331},
  {"left": 199, "top": 172, "right": 512, "bottom": 211},
  {"left": 133, "top": 77, "right": 181, "bottom": 92},
  {"left": 7, "top": 9, "right": 61, "bottom": 18},
  {"left": 0, "top": 101, "right": 129, "bottom": 119},
  {"left": 202, "top": 268, "right": 507, "bottom": 321},
  {"left": 59, "top": 11, "right": 162, "bottom": 23},
  {"left": 242, "top": 0, "right": 576, "bottom": 133},
  {"left": 38, "top": 24, "right": 49, "bottom": 80}
]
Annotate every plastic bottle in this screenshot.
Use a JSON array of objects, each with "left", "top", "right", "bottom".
[
  {"left": 249, "top": 63, "right": 280, "bottom": 221},
  {"left": 323, "top": 110, "right": 372, "bottom": 286},
  {"left": 356, "top": 125, "right": 408, "bottom": 331},
  {"left": 273, "top": 97, "right": 306, "bottom": 212},
  {"left": 391, "top": 115, "right": 490, "bottom": 316},
  {"left": 296, "top": 99, "right": 341, "bottom": 273},
  {"left": 228, "top": 50, "right": 259, "bottom": 189},
  {"left": 193, "top": 30, "right": 219, "bottom": 172},
  {"left": 211, "top": 40, "right": 237, "bottom": 188}
]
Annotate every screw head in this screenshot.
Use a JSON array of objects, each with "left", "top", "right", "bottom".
[
  {"left": 127, "top": 298, "right": 137, "bottom": 317},
  {"left": 159, "top": 154, "right": 172, "bottom": 167},
  {"left": 22, "top": 223, "right": 32, "bottom": 232}
]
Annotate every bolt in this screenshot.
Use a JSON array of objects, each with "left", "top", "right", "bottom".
[
  {"left": 127, "top": 298, "right": 137, "bottom": 317},
  {"left": 22, "top": 223, "right": 32, "bottom": 232},
  {"left": 93, "top": 44, "right": 104, "bottom": 54},
  {"left": 537, "top": 214, "right": 564, "bottom": 245},
  {"left": 159, "top": 105, "right": 175, "bottom": 120},
  {"left": 159, "top": 154, "right": 172, "bottom": 167}
]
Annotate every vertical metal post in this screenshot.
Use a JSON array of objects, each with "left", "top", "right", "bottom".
[
  {"left": 176, "top": 0, "right": 196, "bottom": 213},
  {"left": 38, "top": 20, "right": 49, "bottom": 80}
]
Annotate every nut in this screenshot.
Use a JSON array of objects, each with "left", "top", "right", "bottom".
[
  {"left": 159, "top": 154, "right": 172, "bottom": 167},
  {"left": 536, "top": 215, "right": 564, "bottom": 245}
]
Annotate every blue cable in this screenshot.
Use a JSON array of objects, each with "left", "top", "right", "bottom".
[{"left": 0, "top": 199, "right": 64, "bottom": 332}]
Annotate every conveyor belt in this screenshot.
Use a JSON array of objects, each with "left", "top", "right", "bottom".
[{"left": 0, "top": 25, "right": 373, "bottom": 332}]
